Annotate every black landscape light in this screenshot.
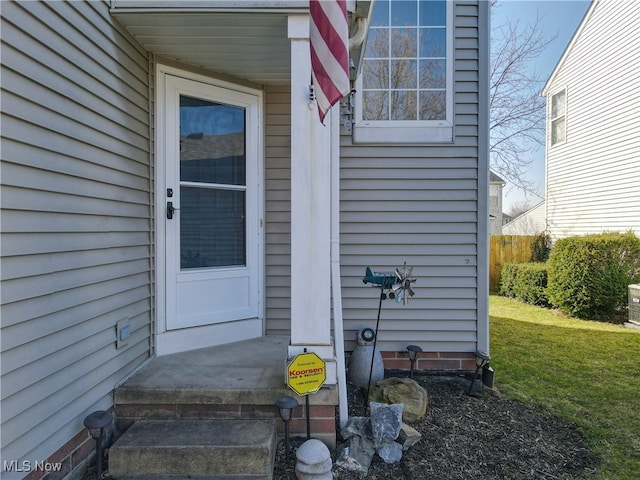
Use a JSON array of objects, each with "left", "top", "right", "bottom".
[
  {"left": 275, "top": 396, "right": 298, "bottom": 463},
  {"left": 468, "top": 350, "right": 491, "bottom": 395},
  {"left": 406, "top": 345, "right": 422, "bottom": 379},
  {"left": 84, "top": 410, "right": 113, "bottom": 479}
]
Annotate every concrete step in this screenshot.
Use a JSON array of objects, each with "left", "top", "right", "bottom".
[{"left": 109, "top": 419, "right": 276, "bottom": 479}]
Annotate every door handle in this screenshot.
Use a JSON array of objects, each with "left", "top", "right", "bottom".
[{"left": 167, "top": 201, "right": 179, "bottom": 219}]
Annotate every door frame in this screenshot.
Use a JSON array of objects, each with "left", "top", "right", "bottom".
[{"left": 154, "top": 63, "right": 265, "bottom": 356}]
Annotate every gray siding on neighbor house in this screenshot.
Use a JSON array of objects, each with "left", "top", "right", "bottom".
[
  {"left": 1, "top": 0, "right": 152, "bottom": 468},
  {"left": 265, "top": 1, "right": 485, "bottom": 354},
  {"left": 544, "top": 0, "right": 640, "bottom": 239}
]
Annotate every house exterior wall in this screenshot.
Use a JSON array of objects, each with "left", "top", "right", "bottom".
[
  {"left": 340, "top": 0, "right": 487, "bottom": 361},
  {"left": 1, "top": 0, "right": 488, "bottom": 475},
  {"left": 264, "top": 1, "right": 487, "bottom": 366},
  {"left": 502, "top": 202, "right": 546, "bottom": 236},
  {"left": 489, "top": 181, "right": 504, "bottom": 235},
  {"left": 1, "top": 0, "right": 152, "bottom": 476},
  {"left": 543, "top": 0, "right": 640, "bottom": 240},
  {"left": 264, "top": 84, "right": 292, "bottom": 336}
]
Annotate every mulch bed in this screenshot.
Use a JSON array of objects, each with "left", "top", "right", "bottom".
[{"left": 274, "top": 372, "right": 600, "bottom": 480}]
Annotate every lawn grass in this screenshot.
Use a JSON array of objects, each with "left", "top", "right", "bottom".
[{"left": 490, "top": 295, "right": 640, "bottom": 480}]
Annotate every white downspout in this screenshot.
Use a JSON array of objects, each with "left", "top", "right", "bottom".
[{"left": 330, "top": 106, "right": 349, "bottom": 429}]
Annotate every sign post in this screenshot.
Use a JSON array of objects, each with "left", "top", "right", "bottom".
[{"left": 287, "top": 351, "right": 327, "bottom": 438}]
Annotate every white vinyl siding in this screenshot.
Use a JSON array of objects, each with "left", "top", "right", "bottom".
[
  {"left": 502, "top": 202, "right": 547, "bottom": 236},
  {"left": 1, "top": 0, "right": 152, "bottom": 469},
  {"left": 544, "top": 0, "right": 640, "bottom": 239},
  {"left": 265, "top": 1, "right": 485, "bottom": 354}
]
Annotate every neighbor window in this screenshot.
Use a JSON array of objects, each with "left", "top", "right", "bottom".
[
  {"left": 354, "top": 0, "right": 453, "bottom": 143},
  {"left": 550, "top": 89, "right": 566, "bottom": 146}
]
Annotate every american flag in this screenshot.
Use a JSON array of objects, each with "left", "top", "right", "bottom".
[{"left": 310, "top": 0, "right": 350, "bottom": 123}]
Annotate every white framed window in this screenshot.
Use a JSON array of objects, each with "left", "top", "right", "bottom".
[
  {"left": 353, "top": 0, "right": 453, "bottom": 144},
  {"left": 550, "top": 88, "right": 566, "bottom": 146}
]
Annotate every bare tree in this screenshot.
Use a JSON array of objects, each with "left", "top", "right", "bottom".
[
  {"left": 490, "top": 2, "right": 555, "bottom": 197},
  {"left": 507, "top": 200, "right": 534, "bottom": 218},
  {"left": 361, "top": 2, "right": 553, "bottom": 200}
]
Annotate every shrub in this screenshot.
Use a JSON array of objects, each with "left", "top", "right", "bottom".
[
  {"left": 498, "top": 263, "right": 519, "bottom": 298},
  {"left": 531, "top": 232, "right": 552, "bottom": 263},
  {"left": 499, "top": 262, "right": 549, "bottom": 306},
  {"left": 546, "top": 232, "right": 640, "bottom": 321}
]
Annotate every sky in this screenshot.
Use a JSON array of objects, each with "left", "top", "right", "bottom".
[{"left": 491, "top": 0, "right": 592, "bottom": 213}]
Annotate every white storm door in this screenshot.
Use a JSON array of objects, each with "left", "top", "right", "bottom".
[{"left": 164, "top": 75, "right": 261, "bottom": 331}]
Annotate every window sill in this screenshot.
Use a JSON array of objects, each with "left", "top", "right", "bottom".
[{"left": 352, "top": 124, "right": 453, "bottom": 144}]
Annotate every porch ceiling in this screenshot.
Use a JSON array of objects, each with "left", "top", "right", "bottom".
[
  {"left": 111, "top": 1, "right": 372, "bottom": 86},
  {"left": 111, "top": 6, "right": 303, "bottom": 85}
]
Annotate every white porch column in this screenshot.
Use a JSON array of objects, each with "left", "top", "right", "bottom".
[{"left": 287, "top": 15, "right": 335, "bottom": 382}]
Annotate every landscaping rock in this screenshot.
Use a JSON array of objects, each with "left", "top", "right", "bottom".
[
  {"left": 376, "top": 441, "right": 403, "bottom": 464},
  {"left": 398, "top": 422, "right": 422, "bottom": 451},
  {"left": 340, "top": 416, "right": 371, "bottom": 440},
  {"left": 295, "top": 439, "right": 332, "bottom": 480},
  {"left": 335, "top": 434, "right": 376, "bottom": 474},
  {"left": 369, "top": 376, "right": 429, "bottom": 423},
  {"left": 370, "top": 401, "right": 403, "bottom": 448}
]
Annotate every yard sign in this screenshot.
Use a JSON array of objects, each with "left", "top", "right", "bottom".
[{"left": 287, "top": 352, "right": 326, "bottom": 395}]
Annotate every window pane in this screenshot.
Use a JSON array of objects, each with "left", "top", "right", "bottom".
[
  {"left": 363, "top": 91, "right": 389, "bottom": 120},
  {"left": 391, "top": 1, "right": 417, "bottom": 26},
  {"left": 391, "top": 91, "right": 417, "bottom": 120},
  {"left": 363, "top": 60, "right": 389, "bottom": 89},
  {"left": 390, "top": 60, "right": 417, "bottom": 89},
  {"left": 371, "top": 0, "right": 389, "bottom": 26},
  {"left": 552, "top": 117, "right": 566, "bottom": 145},
  {"left": 180, "top": 187, "right": 246, "bottom": 269},
  {"left": 420, "top": 0, "right": 446, "bottom": 26},
  {"left": 552, "top": 90, "right": 566, "bottom": 117},
  {"left": 180, "top": 96, "right": 246, "bottom": 185},
  {"left": 420, "top": 59, "right": 445, "bottom": 88},
  {"left": 391, "top": 28, "right": 417, "bottom": 57},
  {"left": 360, "top": 0, "right": 449, "bottom": 125},
  {"left": 365, "top": 29, "right": 389, "bottom": 58},
  {"left": 419, "top": 91, "right": 446, "bottom": 120},
  {"left": 419, "top": 28, "right": 446, "bottom": 57}
]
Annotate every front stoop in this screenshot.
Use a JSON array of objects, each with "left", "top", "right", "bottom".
[
  {"left": 109, "top": 337, "right": 338, "bottom": 479},
  {"left": 109, "top": 419, "right": 276, "bottom": 479}
]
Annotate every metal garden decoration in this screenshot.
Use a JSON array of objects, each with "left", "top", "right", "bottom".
[{"left": 361, "top": 262, "right": 417, "bottom": 407}]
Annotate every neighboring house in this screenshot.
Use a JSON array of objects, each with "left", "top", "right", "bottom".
[
  {"left": 502, "top": 201, "right": 546, "bottom": 235},
  {"left": 489, "top": 171, "right": 505, "bottom": 235},
  {"left": 0, "top": 1, "right": 490, "bottom": 478},
  {"left": 541, "top": 0, "right": 640, "bottom": 240}
]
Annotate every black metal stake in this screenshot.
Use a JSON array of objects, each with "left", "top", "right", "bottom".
[
  {"left": 365, "top": 290, "right": 385, "bottom": 412},
  {"left": 305, "top": 394, "right": 311, "bottom": 440},
  {"left": 467, "top": 363, "right": 484, "bottom": 395},
  {"left": 284, "top": 419, "right": 292, "bottom": 463},
  {"left": 303, "top": 348, "right": 311, "bottom": 440}
]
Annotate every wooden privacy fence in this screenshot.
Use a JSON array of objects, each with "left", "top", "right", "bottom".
[{"left": 490, "top": 235, "right": 537, "bottom": 292}]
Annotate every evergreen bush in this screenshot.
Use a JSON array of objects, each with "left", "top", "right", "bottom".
[
  {"left": 546, "top": 232, "right": 640, "bottom": 321},
  {"left": 499, "top": 262, "right": 548, "bottom": 306},
  {"left": 498, "top": 263, "right": 519, "bottom": 298},
  {"left": 531, "top": 232, "right": 552, "bottom": 262}
]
